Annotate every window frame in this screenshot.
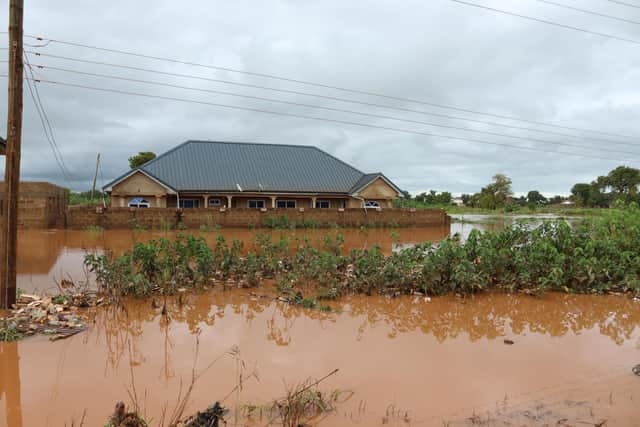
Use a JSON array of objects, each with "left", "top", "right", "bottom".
[
  {"left": 364, "top": 200, "right": 381, "bottom": 209},
  {"left": 128, "top": 198, "right": 151, "bottom": 208},
  {"left": 247, "top": 199, "right": 266, "bottom": 209},
  {"left": 179, "top": 199, "right": 200, "bottom": 209},
  {"left": 315, "top": 200, "right": 331, "bottom": 209},
  {"left": 276, "top": 199, "right": 296, "bottom": 209},
  {"left": 208, "top": 198, "right": 222, "bottom": 207}
]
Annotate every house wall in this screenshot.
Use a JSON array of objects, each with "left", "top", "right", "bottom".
[
  {"left": 66, "top": 207, "right": 450, "bottom": 229},
  {"left": 111, "top": 172, "right": 170, "bottom": 208},
  {"left": 0, "top": 182, "right": 67, "bottom": 228}
]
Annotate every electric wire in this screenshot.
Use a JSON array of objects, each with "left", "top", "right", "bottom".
[
  {"left": 18, "top": 33, "right": 639, "bottom": 140},
  {"left": 531, "top": 0, "right": 640, "bottom": 25},
  {"left": 22, "top": 55, "right": 76, "bottom": 190},
  {"left": 29, "top": 61, "right": 640, "bottom": 157},
  {"left": 448, "top": 0, "right": 640, "bottom": 45},
  {"left": 10, "top": 74, "right": 636, "bottom": 164},
  {"left": 27, "top": 51, "right": 638, "bottom": 147}
]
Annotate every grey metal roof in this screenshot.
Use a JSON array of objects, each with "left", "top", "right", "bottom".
[{"left": 105, "top": 141, "right": 401, "bottom": 194}]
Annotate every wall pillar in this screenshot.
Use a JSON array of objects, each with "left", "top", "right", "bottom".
[
  {"left": 155, "top": 195, "right": 163, "bottom": 208},
  {"left": 203, "top": 195, "right": 209, "bottom": 208},
  {"left": 119, "top": 197, "right": 125, "bottom": 207},
  {"left": 226, "top": 195, "right": 233, "bottom": 209},
  {"left": 270, "top": 196, "right": 276, "bottom": 208},
  {"left": 311, "top": 196, "right": 317, "bottom": 208}
]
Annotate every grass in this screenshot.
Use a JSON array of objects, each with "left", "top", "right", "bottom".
[
  {"left": 0, "top": 324, "right": 22, "bottom": 342},
  {"left": 84, "top": 204, "right": 640, "bottom": 301}
]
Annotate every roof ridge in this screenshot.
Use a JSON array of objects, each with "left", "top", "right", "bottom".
[{"left": 185, "top": 139, "right": 320, "bottom": 150}]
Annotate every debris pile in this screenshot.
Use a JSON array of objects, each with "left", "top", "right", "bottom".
[
  {"left": 0, "top": 292, "right": 102, "bottom": 341},
  {"left": 179, "top": 401, "right": 228, "bottom": 427}
]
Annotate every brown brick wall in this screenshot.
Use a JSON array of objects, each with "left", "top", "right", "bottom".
[
  {"left": 66, "top": 206, "right": 449, "bottom": 229},
  {"left": 0, "top": 182, "right": 67, "bottom": 228}
]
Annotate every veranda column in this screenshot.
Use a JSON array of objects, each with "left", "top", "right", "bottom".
[
  {"left": 270, "top": 196, "right": 276, "bottom": 208},
  {"left": 203, "top": 195, "right": 209, "bottom": 208},
  {"left": 311, "top": 196, "right": 317, "bottom": 208},
  {"left": 226, "top": 195, "right": 233, "bottom": 208}
]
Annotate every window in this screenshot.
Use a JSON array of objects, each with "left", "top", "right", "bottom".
[
  {"left": 276, "top": 200, "right": 296, "bottom": 209},
  {"left": 248, "top": 200, "right": 265, "bottom": 209},
  {"left": 179, "top": 199, "right": 200, "bottom": 209},
  {"left": 364, "top": 200, "right": 381, "bottom": 209},
  {"left": 208, "top": 198, "right": 222, "bottom": 207},
  {"left": 315, "top": 200, "right": 331, "bottom": 209},
  {"left": 128, "top": 198, "right": 150, "bottom": 208}
]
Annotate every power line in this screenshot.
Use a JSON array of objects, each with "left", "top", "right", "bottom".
[
  {"left": 12, "top": 75, "right": 637, "bottom": 164},
  {"left": 531, "top": 0, "right": 640, "bottom": 25},
  {"left": 447, "top": 0, "right": 640, "bottom": 45},
  {"left": 30, "top": 61, "right": 640, "bottom": 156},
  {"left": 20, "top": 34, "right": 639, "bottom": 140},
  {"left": 22, "top": 55, "right": 76, "bottom": 190},
  {"left": 28, "top": 51, "right": 638, "bottom": 147},
  {"left": 603, "top": 0, "right": 640, "bottom": 9}
]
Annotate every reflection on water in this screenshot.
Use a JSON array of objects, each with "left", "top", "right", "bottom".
[{"left": 1, "top": 290, "right": 638, "bottom": 426}]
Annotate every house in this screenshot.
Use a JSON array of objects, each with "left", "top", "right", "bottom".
[{"left": 103, "top": 140, "right": 403, "bottom": 210}]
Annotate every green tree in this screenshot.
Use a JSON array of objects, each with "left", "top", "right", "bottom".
[
  {"left": 476, "top": 174, "right": 513, "bottom": 209},
  {"left": 527, "top": 190, "right": 547, "bottom": 206},
  {"left": 128, "top": 151, "right": 157, "bottom": 169},
  {"left": 571, "top": 183, "right": 592, "bottom": 206},
  {"left": 606, "top": 166, "right": 640, "bottom": 199}
]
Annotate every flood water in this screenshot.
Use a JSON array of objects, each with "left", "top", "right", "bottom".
[{"left": 2, "top": 215, "right": 639, "bottom": 426}]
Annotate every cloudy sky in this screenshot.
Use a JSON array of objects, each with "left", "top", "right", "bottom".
[{"left": 1, "top": 0, "right": 639, "bottom": 196}]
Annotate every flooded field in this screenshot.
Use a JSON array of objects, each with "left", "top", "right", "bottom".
[
  {"left": 1, "top": 290, "right": 638, "bottom": 426},
  {"left": 2, "top": 215, "right": 638, "bottom": 426}
]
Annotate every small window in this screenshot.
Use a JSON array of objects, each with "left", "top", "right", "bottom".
[
  {"left": 179, "top": 199, "right": 200, "bottom": 209},
  {"left": 315, "top": 200, "right": 331, "bottom": 209},
  {"left": 276, "top": 200, "right": 296, "bottom": 209},
  {"left": 248, "top": 200, "right": 265, "bottom": 209},
  {"left": 364, "top": 200, "right": 381, "bottom": 209},
  {"left": 128, "top": 198, "right": 150, "bottom": 208},
  {"left": 208, "top": 198, "right": 221, "bottom": 207}
]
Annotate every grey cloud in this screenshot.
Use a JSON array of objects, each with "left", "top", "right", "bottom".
[{"left": 1, "top": 0, "right": 639, "bottom": 195}]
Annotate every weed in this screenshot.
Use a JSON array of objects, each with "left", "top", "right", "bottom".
[{"left": 0, "top": 324, "right": 22, "bottom": 342}]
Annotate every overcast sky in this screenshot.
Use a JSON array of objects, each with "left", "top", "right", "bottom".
[{"left": 1, "top": 0, "right": 639, "bottom": 196}]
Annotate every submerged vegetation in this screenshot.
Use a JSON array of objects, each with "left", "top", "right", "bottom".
[{"left": 84, "top": 204, "right": 640, "bottom": 300}]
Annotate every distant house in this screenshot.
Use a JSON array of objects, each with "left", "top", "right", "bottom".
[
  {"left": 103, "top": 141, "right": 403, "bottom": 209},
  {"left": 452, "top": 197, "right": 464, "bottom": 207}
]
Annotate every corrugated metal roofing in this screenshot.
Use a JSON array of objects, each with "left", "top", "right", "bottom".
[{"left": 108, "top": 140, "right": 397, "bottom": 194}]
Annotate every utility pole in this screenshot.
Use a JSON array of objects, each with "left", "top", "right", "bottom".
[
  {"left": 1, "top": 0, "right": 24, "bottom": 309},
  {"left": 90, "top": 153, "right": 101, "bottom": 204}
]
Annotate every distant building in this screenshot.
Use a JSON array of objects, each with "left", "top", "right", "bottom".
[
  {"left": 452, "top": 197, "right": 465, "bottom": 207},
  {"left": 104, "top": 140, "right": 403, "bottom": 210}
]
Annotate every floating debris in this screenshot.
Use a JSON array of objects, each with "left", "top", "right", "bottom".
[
  {"left": 503, "top": 339, "right": 515, "bottom": 345},
  {"left": 0, "top": 292, "right": 99, "bottom": 341}
]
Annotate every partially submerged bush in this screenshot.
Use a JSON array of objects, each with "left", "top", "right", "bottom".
[{"left": 85, "top": 206, "right": 640, "bottom": 298}]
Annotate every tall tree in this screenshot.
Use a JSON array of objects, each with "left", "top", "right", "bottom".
[
  {"left": 527, "top": 190, "right": 547, "bottom": 205},
  {"left": 128, "top": 151, "right": 156, "bottom": 169},
  {"left": 606, "top": 166, "right": 640, "bottom": 196}
]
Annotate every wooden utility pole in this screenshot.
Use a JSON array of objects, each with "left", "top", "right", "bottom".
[
  {"left": 90, "top": 153, "right": 101, "bottom": 204},
  {"left": 1, "top": 0, "right": 24, "bottom": 309}
]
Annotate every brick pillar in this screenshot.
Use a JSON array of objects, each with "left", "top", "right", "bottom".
[
  {"left": 203, "top": 195, "right": 209, "bottom": 208},
  {"left": 226, "top": 195, "right": 233, "bottom": 209},
  {"left": 311, "top": 196, "right": 317, "bottom": 208},
  {"left": 270, "top": 196, "right": 276, "bottom": 208}
]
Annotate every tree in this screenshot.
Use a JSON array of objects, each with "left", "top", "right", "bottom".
[
  {"left": 571, "top": 183, "right": 592, "bottom": 206},
  {"left": 526, "top": 190, "right": 547, "bottom": 206},
  {"left": 606, "top": 166, "right": 640, "bottom": 197},
  {"left": 128, "top": 151, "right": 156, "bottom": 169},
  {"left": 476, "top": 174, "right": 513, "bottom": 209}
]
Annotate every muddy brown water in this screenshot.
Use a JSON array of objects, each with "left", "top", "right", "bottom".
[{"left": 2, "top": 220, "right": 639, "bottom": 426}]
